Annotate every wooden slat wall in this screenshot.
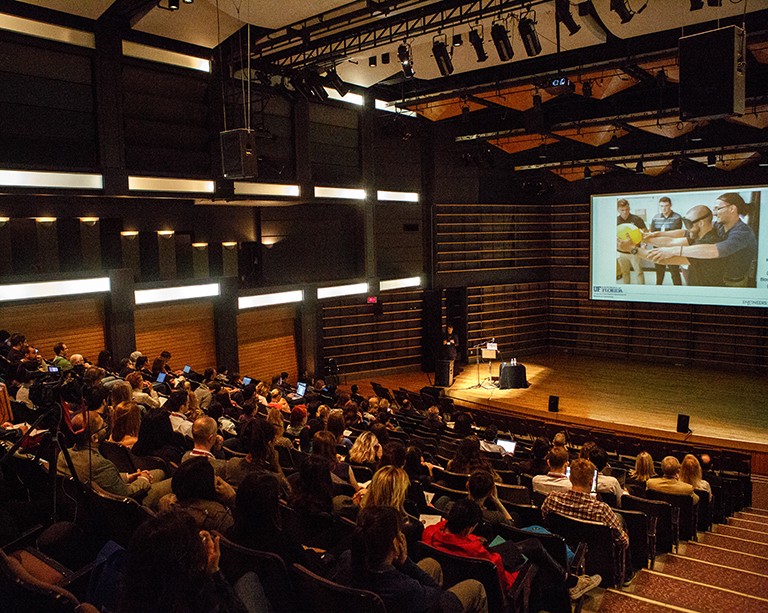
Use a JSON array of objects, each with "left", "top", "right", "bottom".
[
  {"left": 237, "top": 306, "right": 298, "bottom": 381},
  {"left": 550, "top": 202, "right": 590, "bottom": 271},
  {"left": 0, "top": 297, "right": 105, "bottom": 363},
  {"left": 467, "top": 283, "right": 549, "bottom": 358},
  {"left": 134, "top": 301, "right": 215, "bottom": 373},
  {"left": 321, "top": 290, "right": 423, "bottom": 374}
]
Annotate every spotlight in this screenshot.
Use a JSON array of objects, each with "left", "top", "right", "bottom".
[
  {"left": 183, "top": 0, "right": 193, "bottom": 3},
  {"left": 610, "top": 0, "right": 635, "bottom": 23},
  {"left": 398, "top": 43, "right": 415, "bottom": 78},
  {"left": 369, "top": 56, "right": 377, "bottom": 67},
  {"left": 432, "top": 36, "right": 454, "bottom": 76},
  {"left": 556, "top": 0, "right": 581, "bottom": 35},
  {"left": 468, "top": 28, "right": 488, "bottom": 62},
  {"left": 169, "top": 0, "right": 179, "bottom": 8},
  {"left": 707, "top": 153, "right": 717, "bottom": 167},
  {"left": 690, "top": 0, "right": 704, "bottom": 9},
  {"left": 608, "top": 135, "right": 620, "bottom": 150},
  {"left": 518, "top": 14, "right": 542, "bottom": 57},
  {"left": 306, "top": 71, "right": 329, "bottom": 101},
  {"left": 491, "top": 22, "right": 514, "bottom": 62},
  {"left": 452, "top": 33, "right": 463, "bottom": 47},
  {"left": 325, "top": 67, "right": 349, "bottom": 97},
  {"left": 635, "top": 160, "right": 644, "bottom": 174},
  {"left": 381, "top": 52, "right": 390, "bottom": 65},
  {"left": 584, "top": 166, "right": 592, "bottom": 180},
  {"left": 581, "top": 80, "right": 593, "bottom": 98}
]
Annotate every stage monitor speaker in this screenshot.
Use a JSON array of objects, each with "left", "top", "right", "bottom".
[
  {"left": 435, "top": 360, "right": 454, "bottom": 388},
  {"left": 420, "top": 385, "right": 445, "bottom": 399},
  {"left": 676, "top": 414, "right": 691, "bottom": 434},
  {"left": 221, "top": 128, "right": 257, "bottom": 179},
  {"left": 679, "top": 25, "right": 745, "bottom": 121},
  {"left": 548, "top": 395, "right": 559, "bottom": 413}
]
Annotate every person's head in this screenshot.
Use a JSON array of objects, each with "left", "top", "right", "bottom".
[
  {"left": 151, "top": 357, "right": 166, "bottom": 376},
  {"left": 660, "top": 456, "right": 681, "bottom": 479},
  {"left": 9, "top": 333, "right": 25, "bottom": 349},
  {"left": 290, "top": 405, "right": 308, "bottom": 428},
  {"left": 164, "top": 390, "right": 189, "bottom": 414},
  {"left": 467, "top": 470, "right": 496, "bottom": 501},
  {"left": 452, "top": 436, "right": 483, "bottom": 470},
  {"left": 125, "top": 371, "right": 144, "bottom": 390},
  {"left": 379, "top": 441, "right": 406, "bottom": 469},
  {"left": 483, "top": 424, "right": 498, "bottom": 443},
  {"left": 679, "top": 454, "right": 703, "bottom": 488},
  {"left": 659, "top": 196, "right": 672, "bottom": 216},
  {"left": 110, "top": 381, "right": 133, "bottom": 406},
  {"left": 160, "top": 350, "right": 172, "bottom": 362},
  {"left": 191, "top": 416, "right": 218, "bottom": 450},
  {"left": 370, "top": 423, "right": 390, "bottom": 447},
  {"left": 445, "top": 499, "right": 482, "bottom": 536},
  {"left": 96, "top": 350, "right": 113, "bottom": 371},
  {"left": 404, "top": 446, "right": 424, "bottom": 475},
  {"left": 23, "top": 344, "right": 37, "bottom": 361},
  {"left": 203, "top": 367, "right": 216, "bottom": 383},
  {"left": 135, "top": 355, "right": 149, "bottom": 370},
  {"left": 699, "top": 453, "right": 713, "bottom": 472},
  {"left": 617, "top": 198, "right": 631, "bottom": 220},
  {"left": 547, "top": 445, "right": 569, "bottom": 473},
  {"left": 377, "top": 410, "right": 391, "bottom": 427},
  {"left": 552, "top": 432, "right": 567, "bottom": 447},
  {"left": 326, "top": 409, "right": 346, "bottom": 441},
  {"left": 312, "top": 430, "right": 339, "bottom": 462},
  {"left": 120, "top": 511, "right": 212, "bottom": 613},
  {"left": 266, "top": 406, "right": 285, "bottom": 438},
  {"left": 355, "top": 505, "right": 402, "bottom": 569},
  {"left": 53, "top": 342, "right": 68, "bottom": 357},
  {"left": 84, "top": 366, "right": 106, "bottom": 389},
  {"left": 579, "top": 441, "right": 597, "bottom": 460},
  {"left": 569, "top": 458, "right": 596, "bottom": 492},
  {"left": 349, "top": 431, "right": 381, "bottom": 464},
  {"left": 111, "top": 401, "right": 141, "bottom": 443},
  {"left": 70, "top": 353, "right": 85, "bottom": 367},
  {"left": 714, "top": 192, "right": 747, "bottom": 226},
  {"left": 447, "top": 324, "right": 454, "bottom": 334},
  {"left": 589, "top": 446, "right": 608, "bottom": 472},
  {"left": 632, "top": 451, "right": 655, "bottom": 482},
  {"left": 129, "top": 350, "right": 142, "bottom": 365},
  {"left": 85, "top": 384, "right": 110, "bottom": 412},
  {"left": 683, "top": 205, "right": 714, "bottom": 240},
  {"left": 172, "top": 457, "right": 216, "bottom": 502},
  {"left": 134, "top": 410, "right": 174, "bottom": 454},
  {"left": 233, "top": 472, "right": 282, "bottom": 535},
  {"left": 532, "top": 437, "right": 550, "bottom": 461},
  {"left": 362, "top": 465, "right": 410, "bottom": 514},
  {"left": 72, "top": 410, "right": 107, "bottom": 447},
  {"left": 292, "top": 455, "right": 334, "bottom": 512},
  {"left": 427, "top": 405, "right": 441, "bottom": 421},
  {"left": 453, "top": 412, "right": 473, "bottom": 436},
  {"left": 240, "top": 417, "right": 275, "bottom": 464}
]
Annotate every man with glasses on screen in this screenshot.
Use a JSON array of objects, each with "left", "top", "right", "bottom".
[{"left": 647, "top": 193, "right": 756, "bottom": 287}]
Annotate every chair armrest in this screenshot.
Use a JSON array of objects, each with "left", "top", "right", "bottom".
[
  {"left": 569, "top": 542, "right": 587, "bottom": 576},
  {"left": 0, "top": 524, "right": 45, "bottom": 553}
]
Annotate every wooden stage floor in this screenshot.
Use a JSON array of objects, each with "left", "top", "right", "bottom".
[{"left": 350, "top": 352, "right": 768, "bottom": 461}]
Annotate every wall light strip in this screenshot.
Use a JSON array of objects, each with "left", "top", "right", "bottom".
[
  {"left": 0, "top": 170, "right": 102, "bottom": 190},
  {"left": 0, "top": 277, "right": 110, "bottom": 302},
  {"left": 325, "top": 88, "right": 364, "bottom": 106},
  {"left": 380, "top": 276, "right": 422, "bottom": 291},
  {"left": 314, "top": 186, "right": 366, "bottom": 200},
  {"left": 122, "top": 41, "right": 210, "bottom": 72},
  {"left": 377, "top": 190, "right": 419, "bottom": 202},
  {"left": 120, "top": 231, "right": 139, "bottom": 237},
  {"left": 317, "top": 282, "right": 369, "bottom": 300},
  {"left": 0, "top": 13, "right": 94, "bottom": 48},
  {"left": 234, "top": 182, "right": 300, "bottom": 197},
  {"left": 128, "top": 176, "right": 215, "bottom": 193},
  {"left": 239, "top": 290, "right": 304, "bottom": 310},
  {"left": 134, "top": 283, "right": 220, "bottom": 305},
  {"left": 375, "top": 99, "right": 417, "bottom": 117}
]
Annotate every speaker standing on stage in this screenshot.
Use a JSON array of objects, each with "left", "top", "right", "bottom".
[{"left": 442, "top": 325, "right": 459, "bottom": 361}]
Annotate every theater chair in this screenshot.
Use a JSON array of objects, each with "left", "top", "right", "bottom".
[
  {"left": 291, "top": 563, "right": 386, "bottom": 613},
  {"left": 621, "top": 494, "right": 675, "bottom": 559},
  {"left": 646, "top": 490, "right": 697, "bottom": 542}
]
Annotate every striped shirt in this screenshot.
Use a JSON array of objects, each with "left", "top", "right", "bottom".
[{"left": 541, "top": 489, "right": 629, "bottom": 548}]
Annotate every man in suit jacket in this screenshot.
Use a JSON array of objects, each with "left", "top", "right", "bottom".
[
  {"left": 57, "top": 411, "right": 165, "bottom": 499},
  {"left": 646, "top": 456, "right": 699, "bottom": 505}
]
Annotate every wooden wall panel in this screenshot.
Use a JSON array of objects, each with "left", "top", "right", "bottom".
[
  {"left": 134, "top": 301, "right": 215, "bottom": 373},
  {"left": 237, "top": 306, "right": 298, "bottom": 381},
  {"left": 0, "top": 297, "right": 105, "bottom": 363}
]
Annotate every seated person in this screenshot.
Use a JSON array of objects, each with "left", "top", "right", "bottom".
[
  {"left": 532, "top": 446, "right": 572, "bottom": 495},
  {"left": 335, "top": 505, "right": 488, "bottom": 613},
  {"left": 625, "top": 451, "right": 656, "bottom": 496},
  {"left": 131, "top": 409, "right": 187, "bottom": 467},
  {"left": 435, "top": 470, "right": 517, "bottom": 527},
  {"left": 57, "top": 411, "right": 166, "bottom": 500},
  {"left": 519, "top": 438, "right": 550, "bottom": 476},
  {"left": 589, "top": 446, "right": 624, "bottom": 507},
  {"left": 126, "top": 371, "right": 161, "bottom": 409},
  {"left": 421, "top": 405, "right": 446, "bottom": 433},
  {"left": 348, "top": 430, "right": 382, "bottom": 473},
  {"left": 447, "top": 437, "right": 500, "bottom": 482},
  {"left": 680, "top": 454, "right": 712, "bottom": 498},
  {"left": 182, "top": 416, "right": 226, "bottom": 473},
  {"left": 222, "top": 417, "right": 287, "bottom": 490},
  {"left": 646, "top": 456, "right": 700, "bottom": 505},
  {"left": 108, "top": 400, "right": 142, "bottom": 449},
  {"left": 478, "top": 424, "right": 508, "bottom": 456},
  {"left": 312, "top": 430, "right": 360, "bottom": 491}
]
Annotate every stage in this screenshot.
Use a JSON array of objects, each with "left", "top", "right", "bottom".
[{"left": 350, "top": 352, "right": 768, "bottom": 474}]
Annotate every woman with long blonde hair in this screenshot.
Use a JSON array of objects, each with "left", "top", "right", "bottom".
[
  {"left": 626, "top": 451, "right": 656, "bottom": 495},
  {"left": 348, "top": 431, "right": 381, "bottom": 472},
  {"left": 108, "top": 400, "right": 141, "bottom": 448},
  {"left": 361, "top": 466, "right": 410, "bottom": 514},
  {"left": 680, "top": 454, "right": 711, "bottom": 496}
]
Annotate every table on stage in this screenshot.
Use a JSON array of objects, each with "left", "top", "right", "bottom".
[{"left": 499, "top": 362, "right": 529, "bottom": 389}]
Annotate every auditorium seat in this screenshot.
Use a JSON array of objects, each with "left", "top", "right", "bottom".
[
  {"left": 646, "top": 490, "right": 698, "bottom": 542},
  {"left": 622, "top": 494, "right": 676, "bottom": 557},
  {"left": 291, "top": 563, "right": 386, "bottom": 613}
]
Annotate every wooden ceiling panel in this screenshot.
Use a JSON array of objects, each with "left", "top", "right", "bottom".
[
  {"left": 475, "top": 86, "right": 555, "bottom": 111},
  {"left": 549, "top": 164, "right": 611, "bottom": 182},
  {"left": 627, "top": 117, "right": 700, "bottom": 139},
  {"left": 726, "top": 105, "right": 768, "bottom": 129},
  {"left": 408, "top": 98, "right": 485, "bottom": 121},
  {"left": 552, "top": 126, "right": 628, "bottom": 147},
  {"left": 689, "top": 152, "right": 760, "bottom": 171},
  {"left": 489, "top": 134, "right": 557, "bottom": 155}
]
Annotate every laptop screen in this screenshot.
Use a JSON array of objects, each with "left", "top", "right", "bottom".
[
  {"left": 296, "top": 382, "right": 307, "bottom": 397},
  {"left": 183, "top": 364, "right": 191, "bottom": 374},
  {"left": 242, "top": 377, "right": 251, "bottom": 387},
  {"left": 156, "top": 372, "right": 166, "bottom": 384},
  {"left": 496, "top": 439, "right": 516, "bottom": 455}
]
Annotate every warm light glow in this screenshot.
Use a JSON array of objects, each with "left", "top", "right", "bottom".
[
  {"left": 122, "top": 41, "right": 210, "bottom": 72},
  {"left": 120, "top": 231, "right": 139, "bottom": 238},
  {"left": 222, "top": 241, "right": 237, "bottom": 248},
  {"left": 135, "top": 283, "right": 220, "bottom": 305},
  {"left": 0, "top": 277, "right": 110, "bottom": 302},
  {"left": 157, "top": 230, "right": 175, "bottom": 237},
  {"left": 79, "top": 217, "right": 99, "bottom": 225},
  {"left": 314, "top": 186, "right": 366, "bottom": 200},
  {"left": 34, "top": 217, "right": 57, "bottom": 224},
  {"left": 325, "top": 88, "right": 364, "bottom": 106},
  {"left": 377, "top": 190, "right": 419, "bottom": 202},
  {"left": 0, "top": 13, "right": 94, "bottom": 48},
  {"left": 233, "top": 182, "right": 300, "bottom": 197},
  {"left": 239, "top": 290, "right": 304, "bottom": 309},
  {"left": 192, "top": 242, "right": 208, "bottom": 248},
  {"left": 128, "top": 176, "right": 215, "bottom": 193},
  {"left": 0, "top": 216, "right": 8, "bottom": 225},
  {"left": 317, "top": 282, "right": 369, "bottom": 299},
  {"left": 380, "top": 276, "right": 422, "bottom": 291},
  {"left": 0, "top": 170, "right": 102, "bottom": 190}
]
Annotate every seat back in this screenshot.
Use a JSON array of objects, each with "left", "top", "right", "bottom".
[
  {"left": 495, "top": 483, "right": 530, "bottom": 505},
  {"left": 0, "top": 548, "right": 81, "bottom": 613},
  {"left": 500, "top": 501, "right": 543, "bottom": 528},
  {"left": 546, "top": 512, "right": 624, "bottom": 588},
  {"left": 429, "top": 481, "right": 467, "bottom": 502},
  {"left": 350, "top": 464, "right": 373, "bottom": 483},
  {"left": 98, "top": 441, "right": 136, "bottom": 473},
  {"left": 646, "top": 490, "right": 697, "bottom": 541},
  {"left": 616, "top": 508, "right": 651, "bottom": 571},
  {"left": 291, "top": 563, "right": 386, "bottom": 613},
  {"left": 279, "top": 503, "right": 335, "bottom": 549},
  {"left": 694, "top": 488, "right": 712, "bottom": 533},
  {"left": 85, "top": 482, "right": 156, "bottom": 548},
  {"left": 217, "top": 534, "right": 297, "bottom": 613},
  {"left": 621, "top": 494, "right": 675, "bottom": 554},
  {"left": 431, "top": 466, "right": 470, "bottom": 490}
]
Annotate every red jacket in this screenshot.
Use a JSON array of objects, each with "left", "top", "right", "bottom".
[{"left": 422, "top": 520, "right": 518, "bottom": 593}]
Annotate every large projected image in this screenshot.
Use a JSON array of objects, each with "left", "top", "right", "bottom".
[{"left": 591, "top": 187, "right": 768, "bottom": 308}]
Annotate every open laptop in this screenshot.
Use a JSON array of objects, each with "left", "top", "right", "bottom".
[
  {"left": 288, "top": 381, "right": 307, "bottom": 401},
  {"left": 156, "top": 372, "right": 166, "bottom": 384},
  {"left": 242, "top": 377, "right": 252, "bottom": 387},
  {"left": 183, "top": 364, "right": 191, "bottom": 374},
  {"left": 496, "top": 439, "right": 517, "bottom": 456}
]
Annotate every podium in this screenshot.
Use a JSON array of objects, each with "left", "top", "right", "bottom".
[
  {"left": 435, "top": 359, "right": 454, "bottom": 387},
  {"left": 499, "top": 363, "right": 528, "bottom": 389}
]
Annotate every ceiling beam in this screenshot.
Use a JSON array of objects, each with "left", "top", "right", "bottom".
[{"left": 99, "top": 0, "right": 157, "bottom": 28}]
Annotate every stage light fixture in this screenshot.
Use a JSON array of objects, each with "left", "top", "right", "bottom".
[
  {"left": 584, "top": 166, "right": 592, "bottom": 180},
  {"left": 556, "top": 0, "right": 581, "bottom": 35},
  {"left": 325, "top": 67, "right": 349, "bottom": 97},
  {"left": 381, "top": 52, "right": 390, "bottom": 64},
  {"left": 635, "top": 160, "right": 644, "bottom": 174},
  {"left": 183, "top": 0, "right": 193, "bottom": 3},
  {"left": 491, "top": 22, "right": 513, "bottom": 62},
  {"left": 369, "top": 56, "right": 377, "bottom": 67},
  {"left": 690, "top": 0, "right": 704, "bottom": 9},
  {"left": 707, "top": 153, "right": 717, "bottom": 167},
  {"left": 306, "top": 70, "right": 329, "bottom": 101},
  {"left": 397, "top": 43, "right": 414, "bottom": 78},
  {"left": 610, "top": 0, "right": 635, "bottom": 23},
  {"left": 452, "top": 33, "right": 463, "bottom": 47},
  {"left": 432, "top": 36, "right": 454, "bottom": 76},
  {"left": 581, "top": 80, "right": 593, "bottom": 98},
  {"left": 608, "top": 135, "right": 620, "bottom": 150},
  {"left": 468, "top": 27, "right": 488, "bottom": 62},
  {"left": 518, "top": 14, "right": 542, "bottom": 57}
]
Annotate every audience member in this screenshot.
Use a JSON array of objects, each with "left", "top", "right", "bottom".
[
  {"left": 447, "top": 436, "right": 500, "bottom": 481},
  {"left": 589, "top": 446, "right": 624, "bottom": 507},
  {"left": 51, "top": 341, "right": 72, "bottom": 371},
  {"left": 452, "top": 412, "right": 474, "bottom": 437},
  {"left": 312, "top": 430, "right": 360, "bottom": 490},
  {"left": 532, "top": 446, "right": 572, "bottom": 495},
  {"left": 349, "top": 430, "right": 382, "bottom": 472},
  {"left": 625, "top": 451, "right": 655, "bottom": 495},
  {"left": 108, "top": 401, "right": 141, "bottom": 449},
  {"left": 478, "top": 424, "right": 507, "bottom": 456},
  {"left": 680, "top": 454, "right": 712, "bottom": 498},
  {"left": 132, "top": 409, "right": 186, "bottom": 467},
  {"left": 646, "top": 456, "right": 700, "bottom": 505},
  {"left": 164, "top": 389, "right": 195, "bottom": 438},
  {"left": 267, "top": 406, "right": 294, "bottom": 449},
  {"left": 520, "top": 437, "right": 550, "bottom": 476},
  {"left": 327, "top": 408, "right": 353, "bottom": 449},
  {"left": 126, "top": 371, "right": 161, "bottom": 409},
  {"left": 223, "top": 416, "right": 285, "bottom": 489},
  {"left": 421, "top": 405, "right": 445, "bottom": 433},
  {"left": 182, "top": 416, "right": 226, "bottom": 471}
]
